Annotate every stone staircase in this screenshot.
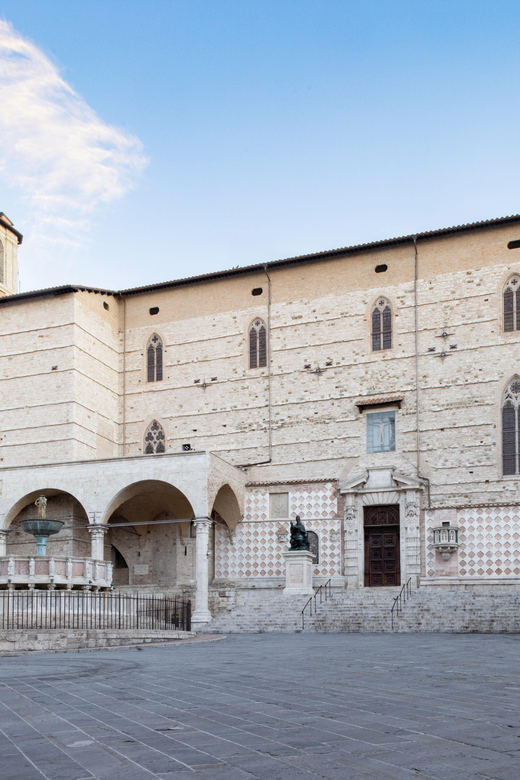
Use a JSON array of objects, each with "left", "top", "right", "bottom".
[
  {"left": 392, "top": 586, "right": 520, "bottom": 633},
  {"left": 204, "top": 585, "right": 520, "bottom": 633},
  {"left": 205, "top": 587, "right": 397, "bottom": 633}
]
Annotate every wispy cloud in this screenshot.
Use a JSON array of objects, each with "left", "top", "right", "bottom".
[{"left": 0, "top": 19, "right": 147, "bottom": 250}]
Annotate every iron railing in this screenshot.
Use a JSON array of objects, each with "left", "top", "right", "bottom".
[
  {"left": 391, "top": 578, "right": 412, "bottom": 630},
  {"left": 301, "top": 579, "right": 332, "bottom": 629},
  {"left": 0, "top": 591, "right": 191, "bottom": 632}
]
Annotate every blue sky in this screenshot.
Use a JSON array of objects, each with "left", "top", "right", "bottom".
[{"left": 1, "top": 1, "right": 520, "bottom": 292}]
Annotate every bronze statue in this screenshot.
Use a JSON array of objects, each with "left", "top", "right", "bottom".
[
  {"left": 35, "top": 496, "right": 47, "bottom": 519},
  {"left": 289, "top": 515, "right": 309, "bottom": 551}
]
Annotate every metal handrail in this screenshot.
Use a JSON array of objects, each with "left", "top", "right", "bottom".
[
  {"left": 391, "top": 577, "right": 412, "bottom": 630},
  {"left": 301, "top": 578, "right": 332, "bottom": 629}
]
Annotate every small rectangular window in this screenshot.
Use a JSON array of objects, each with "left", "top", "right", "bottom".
[
  {"left": 270, "top": 492, "right": 289, "bottom": 518},
  {"left": 367, "top": 411, "right": 396, "bottom": 453}
]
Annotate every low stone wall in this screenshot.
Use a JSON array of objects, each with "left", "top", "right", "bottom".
[{"left": 0, "top": 628, "right": 194, "bottom": 652}]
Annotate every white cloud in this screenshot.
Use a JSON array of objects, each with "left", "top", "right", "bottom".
[{"left": 0, "top": 19, "right": 147, "bottom": 251}]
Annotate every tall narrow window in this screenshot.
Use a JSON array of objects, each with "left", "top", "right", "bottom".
[
  {"left": 0, "top": 239, "right": 4, "bottom": 285},
  {"left": 503, "top": 276, "right": 520, "bottom": 332},
  {"left": 371, "top": 298, "right": 392, "bottom": 351},
  {"left": 502, "top": 380, "right": 520, "bottom": 475},
  {"left": 144, "top": 420, "right": 166, "bottom": 454},
  {"left": 147, "top": 334, "right": 163, "bottom": 382},
  {"left": 249, "top": 319, "right": 267, "bottom": 368}
]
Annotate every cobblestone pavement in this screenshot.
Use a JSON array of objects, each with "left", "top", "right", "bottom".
[{"left": 0, "top": 633, "right": 519, "bottom": 780}]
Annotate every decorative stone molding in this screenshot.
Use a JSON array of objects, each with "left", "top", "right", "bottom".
[
  {"left": 0, "top": 556, "right": 112, "bottom": 590},
  {"left": 339, "top": 467, "right": 424, "bottom": 589}
]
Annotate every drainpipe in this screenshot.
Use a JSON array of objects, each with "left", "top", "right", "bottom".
[
  {"left": 264, "top": 264, "right": 273, "bottom": 462},
  {"left": 413, "top": 236, "right": 421, "bottom": 473},
  {"left": 122, "top": 295, "right": 127, "bottom": 456}
]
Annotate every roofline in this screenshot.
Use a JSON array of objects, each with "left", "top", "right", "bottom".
[
  {"left": 0, "top": 284, "right": 117, "bottom": 304},
  {"left": 0, "top": 214, "right": 23, "bottom": 244},
  {"left": 117, "top": 213, "right": 520, "bottom": 296},
  {"left": 2, "top": 213, "right": 520, "bottom": 304}
]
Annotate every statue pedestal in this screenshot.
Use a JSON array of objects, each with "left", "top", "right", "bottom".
[{"left": 282, "top": 550, "right": 314, "bottom": 596}]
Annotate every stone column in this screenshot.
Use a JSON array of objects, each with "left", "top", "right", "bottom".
[
  {"left": 88, "top": 525, "right": 107, "bottom": 561},
  {"left": 0, "top": 529, "right": 8, "bottom": 557},
  {"left": 191, "top": 518, "right": 212, "bottom": 625}
]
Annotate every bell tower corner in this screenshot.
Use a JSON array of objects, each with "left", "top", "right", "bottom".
[{"left": 0, "top": 213, "right": 22, "bottom": 296}]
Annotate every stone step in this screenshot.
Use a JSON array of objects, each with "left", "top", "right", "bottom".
[{"left": 205, "top": 585, "right": 520, "bottom": 633}]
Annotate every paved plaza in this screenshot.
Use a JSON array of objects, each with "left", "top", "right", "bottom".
[{"left": 0, "top": 633, "right": 519, "bottom": 780}]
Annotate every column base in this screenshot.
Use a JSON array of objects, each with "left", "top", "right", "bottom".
[
  {"left": 283, "top": 550, "right": 314, "bottom": 596},
  {"left": 191, "top": 610, "right": 212, "bottom": 626}
]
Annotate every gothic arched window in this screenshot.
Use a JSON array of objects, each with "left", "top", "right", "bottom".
[
  {"left": 144, "top": 420, "right": 166, "bottom": 454},
  {"left": 249, "top": 319, "right": 267, "bottom": 368},
  {"left": 371, "top": 298, "right": 392, "bottom": 351},
  {"left": 147, "top": 334, "right": 163, "bottom": 382},
  {"left": 502, "top": 380, "right": 520, "bottom": 475},
  {"left": 503, "top": 276, "right": 520, "bottom": 332}
]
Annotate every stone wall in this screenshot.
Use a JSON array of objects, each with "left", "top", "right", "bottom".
[
  {"left": 426, "top": 505, "right": 520, "bottom": 581},
  {"left": 215, "top": 482, "right": 341, "bottom": 582},
  {"left": 2, "top": 220, "right": 520, "bottom": 589}
]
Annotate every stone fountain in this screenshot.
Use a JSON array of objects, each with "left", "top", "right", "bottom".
[
  {"left": 0, "top": 496, "right": 113, "bottom": 590},
  {"left": 19, "top": 496, "right": 64, "bottom": 555}
]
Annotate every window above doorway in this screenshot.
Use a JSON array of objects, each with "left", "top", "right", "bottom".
[{"left": 367, "top": 411, "right": 396, "bottom": 453}]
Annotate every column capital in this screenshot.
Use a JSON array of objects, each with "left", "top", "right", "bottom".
[
  {"left": 0, "top": 529, "right": 9, "bottom": 537},
  {"left": 88, "top": 525, "right": 108, "bottom": 536},
  {"left": 192, "top": 517, "right": 212, "bottom": 528}
]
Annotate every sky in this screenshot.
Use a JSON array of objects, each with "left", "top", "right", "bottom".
[{"left": 1, "top": 0, "right": 520, "bottom": 292}]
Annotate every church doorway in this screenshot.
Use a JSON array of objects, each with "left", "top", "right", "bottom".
[{"left": 363, "top": 505, "right": 400, "bottom": 587}]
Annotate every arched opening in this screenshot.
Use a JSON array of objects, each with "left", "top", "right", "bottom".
[
  {"left": 104, "top": 480, "right": 195, "bottom": 589},
  {"left": 211, "top": 484, "right": 241, "bottom": 532},
  {"left": 111, "top": 544, "right": 130, "bottom": 586},
  {"left": 5, "top": 489, "right": 90, "bottom": 559},
  {"left": 211, "top": 484, "right": 241, "bottom": 582}
]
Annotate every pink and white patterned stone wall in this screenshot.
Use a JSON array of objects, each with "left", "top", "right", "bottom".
[
  {"left": 426, "top": 506, "right": 520, "bottom": 578},
  {"left": 214, "top": 482, "right": 341, "bottom": 580}
]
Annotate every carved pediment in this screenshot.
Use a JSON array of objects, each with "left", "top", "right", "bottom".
[{"left": 339, "top": 467, "right": 423, "bottom": 494}]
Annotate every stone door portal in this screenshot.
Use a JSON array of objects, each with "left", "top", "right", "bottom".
[{"left": 364, "top": 505, "right": 400, "bottom": 587}]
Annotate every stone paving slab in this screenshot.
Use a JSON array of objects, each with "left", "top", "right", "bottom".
[{"left": 0, "top": 634, "right": 519, "bottom": 779}]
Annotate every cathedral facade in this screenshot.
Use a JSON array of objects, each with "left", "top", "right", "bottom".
[{"left": 1, "top": 211, "right": 520, "bottom": 625}]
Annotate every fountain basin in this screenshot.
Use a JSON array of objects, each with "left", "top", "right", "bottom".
[{"left": 20, "top": 519, "right": 64, "bottom": 555}]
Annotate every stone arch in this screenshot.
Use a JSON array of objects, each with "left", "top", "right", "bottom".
[
  {"left": 4, "top": 488, "right": 90, "bottom": 559},
  {"left": 211, "top": 484, "right": 241, "bottom": 532},
  {"left": 103, "top": 480, "right": 196, "bottom": 589},
  {"left": 4, "top": 487, "right": 88, "bottom": 530},
  {"left": 102, "top": 480, "right": 195, "bottom": 525}
]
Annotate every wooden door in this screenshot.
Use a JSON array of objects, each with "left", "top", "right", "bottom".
[{"left": 364, "top": 505, "right": 400, "bottom": 587}]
